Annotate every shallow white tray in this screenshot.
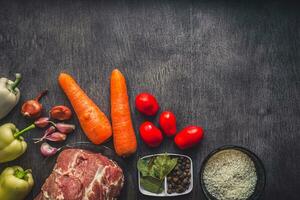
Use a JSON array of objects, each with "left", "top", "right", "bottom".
[{"left": 138, "top": 153, "right": 193, "bottom": 197}]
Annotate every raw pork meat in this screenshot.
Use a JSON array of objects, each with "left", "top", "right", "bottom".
[{"left": 35, "top": 149, "right": 124, "bottom": 200}]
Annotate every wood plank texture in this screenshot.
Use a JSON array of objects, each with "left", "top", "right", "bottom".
[{"left": 0, "top": 0, "right": 299, "bottom": 199}]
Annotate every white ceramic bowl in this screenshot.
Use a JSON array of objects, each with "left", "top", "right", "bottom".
[{"left": 138, "top": 153, "right": 193, "bottom": 197}]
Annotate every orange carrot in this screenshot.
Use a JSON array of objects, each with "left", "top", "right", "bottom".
[
  {"left": 110, "top": 69, "right": 137, "bottom": 157},
  {"left": 58, "top": 73, "right": 112, "bottom": 144}
]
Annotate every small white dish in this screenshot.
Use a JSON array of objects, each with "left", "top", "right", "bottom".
[{"left": 138, "top": 153, "right": 193, "bottom": 197}]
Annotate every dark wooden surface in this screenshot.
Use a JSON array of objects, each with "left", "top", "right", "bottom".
[{"left": 0, "top": 0, "right": 299, "bottom": 199}]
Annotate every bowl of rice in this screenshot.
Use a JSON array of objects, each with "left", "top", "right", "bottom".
[{"left": 200, "top": 145, "right": 266, "bottom": 200}]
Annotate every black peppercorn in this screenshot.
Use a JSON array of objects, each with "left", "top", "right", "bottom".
[{"left": 166, "top": 156, "right": 191, "bottom": 194}]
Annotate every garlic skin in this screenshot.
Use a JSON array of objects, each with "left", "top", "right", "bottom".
[
  {"left": 45, "top": 132, "right": 67, "bottom": 142},
  {"left": 33, "top": 126, "right": 56, "bottom": 143},
  {"left": 55, "top": 123, "right": 75, "bottom": 134},
  {"left": 40, "top": 142, "right": 60, "bottom": 157},
  {"left": 44, "top": 126, "right": 56, "bottom": 137},
  {"left": 34, "top": 117, "right": 50, "bottom": 128}
]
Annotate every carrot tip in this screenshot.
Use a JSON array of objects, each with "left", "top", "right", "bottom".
[{"left": 112, "top": 69, "right": 123, "bottom": 76}]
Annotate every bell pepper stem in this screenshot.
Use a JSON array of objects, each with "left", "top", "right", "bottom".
[
  {"left": 8, "top": 73, "right": 22, "bottom": 92},
  {"left": 14, "top": 169, "right": 31, "bottom": 180},
  {"left": 14, "top": 124, "right": 36, "bottom": 138}
]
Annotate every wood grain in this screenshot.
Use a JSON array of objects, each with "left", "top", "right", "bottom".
[{"left": 0, "top": 0, "right": 299, "bottom": 199}]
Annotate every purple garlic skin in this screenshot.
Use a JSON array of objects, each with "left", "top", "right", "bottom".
[
  {"left": 34, "top": 117, "right": 50, "bottom": 128},
  {"left": 55, "top": 123, "right": 75, "bottom": 134},
  {"left": 40, "top": 142, "right": 60, "bottom": 157},
  {"left": 33, "top": 126, "right": 56, "bottom": 143},
  {"left": 45, "top": 132, "right": 67, "bottom": 142},
  {"left": 44, "top": 126, "right": 56, "bottom": 137}
]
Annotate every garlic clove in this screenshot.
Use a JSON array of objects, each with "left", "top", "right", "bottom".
[
  {"left": 55, "top": 123, "right": 75, "bottom": 134},
  {"left": 40, "top": 142, "right": 60, "bottom": 157},
  {"left": 34, "top": 117, "right": 50, "bottom": 128},
  {"left": 45, "top": 132, "right": 67, "bottom": 142}
]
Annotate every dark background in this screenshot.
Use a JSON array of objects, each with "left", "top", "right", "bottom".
[{"left": 0, "top": 0, "right": 299, "bottom": 199}]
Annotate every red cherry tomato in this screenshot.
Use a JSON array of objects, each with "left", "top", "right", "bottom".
[
  {"left": 159, "top": 111, "right": 177, "bottom": 137},
  {"left": 139, "top": 121, "right": 163, "bottom": 147},
  {"left": 135, "top": 93, "right": 159, "bottom": 116},
  {"left": 174, "top": 126, "right": 204, "bottom": 149}
]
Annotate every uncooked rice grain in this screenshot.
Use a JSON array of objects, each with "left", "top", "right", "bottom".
[{"left": 203, "top": 149, "right": 257, "bottom": 200}]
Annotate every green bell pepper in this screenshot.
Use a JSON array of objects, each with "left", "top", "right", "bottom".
[
  {"left": 0, "top": 123, "right": 35, "bottom": 163},
  {"left": 0, "top": 73, "right": 22, "bottom": 120},
  {"left": 0, "top": 166, "right": 34, "bottom": 200}
]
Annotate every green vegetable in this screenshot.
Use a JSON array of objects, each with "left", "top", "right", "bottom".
[
  {"left": 140, "top": 176, "right": 164, "bottom": 193},
  {"left": 0, "top": 123, "right": 36, "bottom": 163},
  {"left": 137, "top": 158, "right": 151, "bottom": 177},
  {"left": 152, "top": 154, "right": 177, "bottom": 180},
  {"left": 0, "top": 166, "right": 34, "bottom": 200},
  {"left": 0, "top": 74, "right": 21, "bottom": 120},
  {"left": 137, "top": 154, "right": 178, "bottom": 193}
]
